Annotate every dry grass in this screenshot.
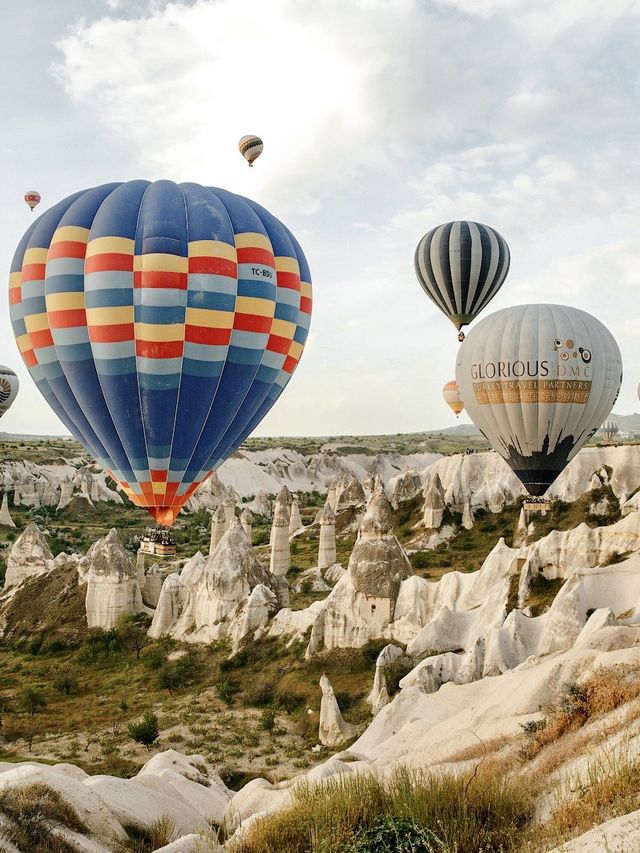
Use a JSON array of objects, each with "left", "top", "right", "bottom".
[
  {"left": 540, "top": 746, "right": 640, "bottom": 846},
  {"left": 0, "top": 781, "right": 87, "bottom": 853},
  {"left": 122, "top": 815, "right": 177, "bottom": 851},
  {"left": 232, "top": 765, "right": 534, "bottom": 853},
  {"left": 519, "top": 666, "right": 640, "bottom": 767}
]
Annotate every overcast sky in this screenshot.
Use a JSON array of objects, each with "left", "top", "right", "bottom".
[{"left": 1, "top": 0, "right": 639, "bottom": 437}]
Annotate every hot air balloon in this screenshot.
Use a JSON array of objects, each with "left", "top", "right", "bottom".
[
  {"left": 24, "top": 191, "right": 41, "bottom": 212},
  {"left": 0, "top": 367, "right": 19, "bottom": 417},
  {"left": 456, "top": 304, "right": 622, "bottom": 496},
  {"left": 599, "top": 419, "right": 618, "bottom": 444},
  {"left": 239, "top": 135, "right": 263, "bottom": 167},
  {"left": 415, "top": 221, "right": 510, "bottom": 339},
  {"left": 9, "top": 181, "right": 312, "bottom": 526},
  {"left": 443, "top": 380, "right": 464, "bottom": 417}
]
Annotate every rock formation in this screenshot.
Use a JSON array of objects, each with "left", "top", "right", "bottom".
[
  {"left": 240, "top": 506, "right": 253, "bottom": 541},
  {"left": 319, "top": 674, "right": 359, "bottom": 746},
  {"left": 318, "top": 502, "right": 337, "bottom": 569},
  {"left": 461, "top": 498, "right": 474, "bottom": 530},
  {"left": 289, "top": 498, "right": 304, "bottom": 535},
  {"left": 209, "top": 505, "right": 228, "bottom": 554},
  {"left": 335, "top": 477, "right": 366, "bottom": 511},
  {"left": 142, "top": 563, "right": 174, "bottom": 608},
  {"left": 304, "top": 489, "right": 413, "bottom": 653},
  {"left": 269, "top": 503, "right": 291, "bottom": 577},
  {"left": 149, "top": 521, "right": 279, "bottom": 645},
  {"left": 4, "top": 522, "right": 53, "bottom": 587},
  {"left": 367, "top": 644, "right": 404, "bottom": 715},
  {"left": 423, "top": 473, "right": 445, "bottom": 529},
  {"left": 222, "top": 495, "right": 236, "bottom": 525},
  {"left": 82, "top": 529, "right": 144, "bottom": 629},
  {"left": 0, "top": 493, "right": 15, "bottom": 528},
  {"left": 390, "top": 468, "right": 423, "bottom": 507}
]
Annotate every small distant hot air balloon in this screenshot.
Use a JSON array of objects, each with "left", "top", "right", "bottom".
[
  {"left": 239, "top": 135, "right": 263, "bottom": 167},
  {"left": 0, "top": 367, "right": 19, "bottom": 417},
  {"left": 415, "top": 221, "right": 510, "bottom": 339},
  {"left": 599, "top": 419, "right": 618, "bottom": 444},
  {"left": 9, "top": 180, "right": 312, "bottom": 527},
  {"left": 443, "top": 380, "right": 464, "bottom": 417},
  {"left": 24, "top": 191, "right": 41, "bottom": 212},
  {"left": 456, "top": 304, "right": 623, "bottom": 496}
]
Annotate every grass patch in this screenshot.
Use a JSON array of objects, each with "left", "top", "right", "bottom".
[
  {"left": 0, "top": 781, "right": 87, "bottom": 853},
  {"left": 233, "top": 765, "right": 534, "bottom": 852},
  {"left": 123, "top": 816, "right": 177, "bottom": 851}
]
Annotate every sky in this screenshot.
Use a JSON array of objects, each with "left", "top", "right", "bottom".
[{"left": 1, "top": 0, "right": 639, "bottom": 437}]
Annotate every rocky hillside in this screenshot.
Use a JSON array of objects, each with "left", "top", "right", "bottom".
[{"left": 0, "top": 443, "right": 640, "bottom": 850}]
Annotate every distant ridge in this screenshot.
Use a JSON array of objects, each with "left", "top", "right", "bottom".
[{"left": 611, "top": 412, "right": 640, "bottom": 432}]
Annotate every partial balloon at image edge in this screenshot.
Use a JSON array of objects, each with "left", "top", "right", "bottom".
[{"left": 455, "top": 303, "right": 623, "bottom": 498}]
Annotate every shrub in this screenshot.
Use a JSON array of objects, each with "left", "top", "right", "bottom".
[
  {"left": 128, "top": 711, "right": 159, "bottom": 750},
  {"left": 157, "top": 656, "right": 200, "bottom": 694},
  {"left": 53, "top": 669, "right": 79, "bottom": 696},
  {"left": 246, "top": 680, "right": 274, "bottom": 707},
  {"left": 21, "top": 685, "right": 47, "bottom": 716},
  {"left": 259, "top": 708, "right": 277, "bottom": 732},
  {"left": 216, "top": 677, "right": 239, "bottom": 705},
  {"left": 383, "top": 657, "right": 414, "bottom": 697}
]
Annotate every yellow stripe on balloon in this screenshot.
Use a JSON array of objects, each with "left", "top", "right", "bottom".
[
  {"left": 23, "top": 248, "right": 48, "bottom": 265},
  {"left": 133, "top": 254, "right": 188, "bottom": 273},
  {"left": 188, "top": 240, "right": 237, "bottom": 261},
  {"left": 275, "top": 256, "right": 300, "bottom": 274},
  {"left": 134, "top": 322, "right": 185, "bottom": 342},
  {"left": 46, "top": 291, "right": 85, "bottom": 311},
  {"left": 152, "top": 482, "right": 167, "bottom": 495},
  {"left": 300, "top": 282, "right": 312, "bottom": 298},
  {"left": 234, "top": 232, "right": 273, "bottom": 251},
  {"left": 50, "top": 226, "right": 90, "bottom": 244},
  {"left": 271, "top": 318, "right": 296, "bottom": 339},
  {"left": 86, "top": 236, "right": 135, "bottom": 257},
  {"left": 9, "top": 272, "right": 22, "bottom": 288},
  {"left": 86, "top": 306, "right": 134, "bottom": 325},
  {"left": 16, "top": 333, "right": 31, "bottom": 352},
  {"left": 235, "top": 296, "right": 274, "bottom": 317},
  {"left": 184, "top": 307, "right": 234, "bottom": 329},
  {"left": 288, "top": 341, "right": 304, "bottom": 360},
  {"left": 25, "top": 313, "right": 50, "bottom": 333}
]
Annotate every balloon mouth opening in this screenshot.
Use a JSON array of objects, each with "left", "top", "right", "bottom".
[{"left": 149, "top": 506, "right": 180, "bottom": 527}]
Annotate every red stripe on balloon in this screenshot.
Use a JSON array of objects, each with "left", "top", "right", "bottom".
[
  {"left": 233, "top": 313, "right": 271, "bottom": 333},
  {"left": 89, "top": 323, "right": 134, "bottom": 343},
  {"left": 185, "top": 325, "right": 231, "bottom": 345},
  {"left": 85, "top": 253, "right": 133, "bottom": 273},
  {"left": 136, "top": 339, "right": 184, "bottom": 359},
  {"left": 188, "top": 257, "right": 237, "bottom": 277},
  {"left": 134, "top": 271, "right": 188, "bottom": 289}
]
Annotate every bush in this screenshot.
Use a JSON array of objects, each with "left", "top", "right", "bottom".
[
  {"left": 157, "top": 656, "right": 200, "bottom": 694},
  {"left": 383, "top": 657, "right": 414, "bottom": 697},
  {"left": 21, "top": 686, "right": 46, "bottom": 716},
  {"left": 53, "top": 669, "right": 79, "bottom": 696},
  {"left": 216, "top": 677, "right": 239, "bottom": 705},
  {"left": 128, "top": 711, "right": 159, "bottom": 750},
  {"left": 259, "top": 708, "right": 277, "bottom": 732}
]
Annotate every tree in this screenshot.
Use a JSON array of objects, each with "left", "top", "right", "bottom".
[
  {"left": 53, "top": 669, "right": 78, "bottom": 696},
  {"left": 116, "top": 613, "right": 149, "bottom": 659},
  {"left": 128, "top": 711, "right": 159, "bottom": 750},
  {"left": 21, "top": 686, "right": 46, "bottom": 716}
]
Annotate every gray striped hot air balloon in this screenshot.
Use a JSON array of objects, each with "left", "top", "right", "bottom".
[
  {"left": 456, "top": 304, "right": 622, "bottom": 496},
  {"left": 415, "top": 221, "right": 510, "bottom": 339}
]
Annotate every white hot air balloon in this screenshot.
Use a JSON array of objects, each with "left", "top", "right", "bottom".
[
  {"left": 456, "top": 304, "right": 623, "bottom": 496},
  {"left": 599, "top": 419, "right": 618, "bottom": 444},
  {"left": 0, "top": 367, "right": 19, "bottom": 418}
]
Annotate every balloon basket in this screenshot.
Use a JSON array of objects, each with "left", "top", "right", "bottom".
[
  {"left": 139, "top": 526, "right": 177, "bottom": 558},
  {"left": 523, "top": 498, "right": 552, "bottom": 517}
]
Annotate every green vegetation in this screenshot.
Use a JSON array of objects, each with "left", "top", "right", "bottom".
[
  {"left": 128, "top": 711, "right": 160, "bottom": 750},
  {"left": 234, "top": 766, "right": 534, "bottom": 853}
]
